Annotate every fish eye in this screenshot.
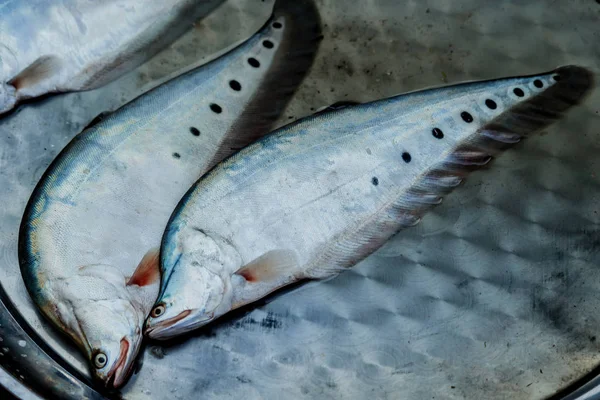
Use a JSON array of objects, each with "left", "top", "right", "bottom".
[
  {"left": 93, "top": 352, "right": 107, "bottom": 369},
  {"left": 151, "top": 304, "right": 166, "bottom": 318}
]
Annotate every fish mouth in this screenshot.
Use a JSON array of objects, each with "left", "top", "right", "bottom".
[
  {"left": 145, "top": 309, "right": 213, "bottom": 340},
  {"left": 105, "top": 338, "right": 133, "bottom": 389}
]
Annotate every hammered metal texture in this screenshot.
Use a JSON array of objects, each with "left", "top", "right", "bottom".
[{"left": 0, "top": 1, "right": 599, "bottom": 399}]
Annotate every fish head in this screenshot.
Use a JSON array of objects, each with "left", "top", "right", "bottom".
[
  {"left": 57, "top": 262, "right": 159, "bottom": 389},
  {"left": 145, "top": 229, "right": 237, "bottom": 340},
  {"left": 76, "top": 297, "right": 143, "bottom": 389},
  {"left": 144, "top": 256, "right": 228, "bottom": 340}
]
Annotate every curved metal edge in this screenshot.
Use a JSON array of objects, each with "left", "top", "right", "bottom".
[
  {"left": 0, "top": 282, "right": 107, "bottom": 400},
  {"left": 552, "top": 365, "right": 600, "bottom": 400},
  {"left": 0, "top": 367, "right": 39, "bottom": 400}
]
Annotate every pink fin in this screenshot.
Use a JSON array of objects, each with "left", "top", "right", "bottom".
[
  {"left": 235, "top": 250, "right": 298, "bottom": 283},
  {"left": 127, "top": 248, "right": 160, "bottom": 287},
  {"left": 8, "top": 55, "right": 62, "bottom": 91}
]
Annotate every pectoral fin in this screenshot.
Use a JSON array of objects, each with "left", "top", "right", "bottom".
[
  {"left": 8, "top": 55, "right": 63, "bottom": 92},
  {"left": 126, "top": 248, "right": 161, "bottom": 315},
  {"left": 127, "top": 248, "right": 160, "bottom": 287},
  {"left": 234, "top": 250, "right": 299, "bottom": 283}
]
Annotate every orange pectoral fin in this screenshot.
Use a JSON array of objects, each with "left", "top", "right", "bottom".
[
  {"left": 234, "top": 249, "right": 298, "bottom": 283},
  {"left": 127, "top": 248, "right": 160, "bottom": 287}
]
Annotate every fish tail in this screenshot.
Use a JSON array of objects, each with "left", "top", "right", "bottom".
[
  {"left": 266, "top": 0, "right": 323, "bottom": 93},
  {"left": 401, "top": 65, "right": 594, "bottom": 221},
  {"left": 209, "top": 0, "right": 322, "bottom": 167},
  {"left": 440, "top": 65, "right": 593, "bottom": 177}
]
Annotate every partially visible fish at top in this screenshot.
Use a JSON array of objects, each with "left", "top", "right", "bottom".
[
  {"left": 145, "top": 66, "right": 594, "bottom": 340},
  {"left": 0, "top": 0, "right": 224, "bottom": 115},
  {"left": 19, "top": 0, "right": 321, "bottom": 389}
]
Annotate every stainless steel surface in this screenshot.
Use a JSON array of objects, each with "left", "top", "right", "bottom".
[{"left": 1, "top": 0, "right": 600, "bottom": 399}]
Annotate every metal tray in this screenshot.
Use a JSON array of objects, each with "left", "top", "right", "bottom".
[{"left": 1, "top": 0, "right": 599, "bottom": 399}]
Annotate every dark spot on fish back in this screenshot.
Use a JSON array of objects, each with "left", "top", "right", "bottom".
[
  {"left": 534, "top": 79, "right": 544, "bottom": 88},
  {"left": 402, "top": 152, "right": 412, "bottom": 163},
  {"left": 263, "top": 40, "right": 274, "bottom": 49},
  {"left": 229, "top": 80, "right": 242, "bottom": 91},
  {"left": 432, "top": 127, "right": 444, "bottom": 139},
  {"left": 210, "top": 103, "right": 222, "bottom": 114},
  {"left": 190, "top": 127, "right": 200, "bottom": 136},
  {"left": 248, "top": 58, "right": 260, "bottom": 68},
  {"left": 461, "top": 111, "right": 473, "bottom": 123},
  {"left": 173, "top": 152, "right": 181, "bottom": 159},
  {"left": 513, "top": 88, "right": 524, "bottom": 97},
  {"left": 272, "top": 22, "right": 282, "bottom": 29},
  {"left": 485, "top": 99, "right": 497, "bottom": 109},
  {"left": 553, "top": 74, "right": 561, "bottom": 81},
  {"left": 372, "top": 177, "right": 379, "bottom": 186}
]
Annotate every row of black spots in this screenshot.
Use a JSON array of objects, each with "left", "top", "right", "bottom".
[
  {"left": 185, "top": 36, "right": 277, "bottom": 142},
  {"left": 425, "top": 76, "right": 546, "bottom": 157}
]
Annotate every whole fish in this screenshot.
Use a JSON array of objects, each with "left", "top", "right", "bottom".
[
  {"left": 0, "top": 0, "right": 224, "bottom": 115},
  {"left": 19, "top": 0, "right": 321, "bottom": 388},
  {"left": 145, "top": 66, "right": 594, "bottom": 340}
]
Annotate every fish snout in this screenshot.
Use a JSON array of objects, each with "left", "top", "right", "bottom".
[
  {"left": 104, "top": 337, "right": 139, "bottom": 389},
  {"left": 144, "top": 309, "right": 192, "bottom": 339},
  {"left": 144, "top": 309, "right": 214, "bottom": 340}
]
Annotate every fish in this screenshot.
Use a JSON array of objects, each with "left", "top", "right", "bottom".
[
  {"left": 19, "top": 0, "right": 321, "bottom": 389},
  {"left": 0, "top": 0, "right": 225, "bottom": 115},
  {"left": 144, "top": 65, "right": 594, "bottom": 340}
]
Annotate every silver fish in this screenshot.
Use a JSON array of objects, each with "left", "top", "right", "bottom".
[
  {"left": 19, "top": 0, "right": 321, "bottom": 388},
  {"left": 145, "top": 66, "right": 594, "bottom": 340},
  {"left": 0, "top": 0, "right": 224, "bottom": 115}
]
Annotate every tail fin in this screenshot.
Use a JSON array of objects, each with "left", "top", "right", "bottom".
[
  {"left": 429, "top": 65, "right": 594, "bottom": 191},
  {"left": 208, "top": 0, "right": 322, "bottom": 167}
]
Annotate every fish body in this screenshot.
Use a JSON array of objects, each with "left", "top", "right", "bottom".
[
  {"left": 0, "top": 0, "right": 224, "bottom": 114},
  {"left": 145, "top": 66, "right": 594, "bottom": 340},
  {"left": 19, "top": 0, "right": 321, "bottom": 388}
]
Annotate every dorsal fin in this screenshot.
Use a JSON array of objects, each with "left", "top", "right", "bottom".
[
  {"left": 314, "top": 101, "right": 361, "bottom": 116},
  {"left": 81, "top": 111, "right": 112, "bottom": 132}
]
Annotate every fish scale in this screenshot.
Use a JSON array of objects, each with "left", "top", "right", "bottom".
[
  {"left": 146, "top": 65, "right": 593, "bottom": 341},
  {"left": 19, "top": 0, "right": 321, "bottom": 388}
]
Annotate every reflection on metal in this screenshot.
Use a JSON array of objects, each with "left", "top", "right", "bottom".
[{"left": 1, "top": 0, "right": 599, "bottom": 399}]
